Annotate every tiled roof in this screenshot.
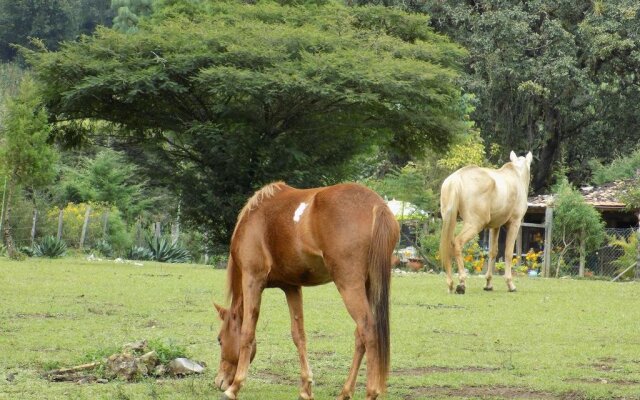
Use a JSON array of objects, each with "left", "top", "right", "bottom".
[{"left": 528, "top": 180, "right": 633, "bottom": 210}]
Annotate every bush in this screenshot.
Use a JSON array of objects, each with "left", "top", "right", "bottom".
[
  {"left": 33, "top": 236, "right": 67, "bottom": 258},
  {"left": 609, "top": 233, "right": 638, "bottom": 281}
]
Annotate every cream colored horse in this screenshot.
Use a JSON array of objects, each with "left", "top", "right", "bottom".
[{"left": 439, "top": 151, "right": 532, "bottom": 294}]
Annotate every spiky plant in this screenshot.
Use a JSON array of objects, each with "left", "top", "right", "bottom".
[
  {"left": 126, "top": 245, "right": 153, "bottom": 261},
  {"left": 146, "top": 236, "right": 191, "bottom": 263},
  {"left": 33, "top": 236, "right": 67, "bottom": 258}
]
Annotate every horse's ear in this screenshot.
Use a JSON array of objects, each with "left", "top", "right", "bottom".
[
  {"left": 526, "top": 152, "right": 533, "bottom": 165},
  {"left": 510, "top": 151, "right": 517, "bottom": 162},
  {"left": 214, "top": 303, "right": 227, "bottom": 320}
]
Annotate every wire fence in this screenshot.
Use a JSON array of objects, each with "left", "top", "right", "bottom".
[{"left": 0, "top": 203, "right": 180, "bottom": 254}]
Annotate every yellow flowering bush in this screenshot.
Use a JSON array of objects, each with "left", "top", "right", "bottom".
[{"left": 45, "top": 202, "right": 131, "bottom": 251}]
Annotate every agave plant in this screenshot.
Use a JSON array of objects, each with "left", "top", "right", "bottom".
[
  {"left": 126, "top": 245, "right": 153, "bottom": 261},
  {"left": 146, "top": 236, "right": 191, "bottom": 263},
  {"left": 93, "top": 239, "right": 114, "bottom": 258},
  {"left": 33, "top": 236, "right": 67, "bottom": 258}
]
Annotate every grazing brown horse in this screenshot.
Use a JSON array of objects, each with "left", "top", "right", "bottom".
[
  {"left": 439, "top": 151, "right": 533, "bottom": 294},
  {"left": 214, "top": 182, "right": 399, "bottom": 400}
]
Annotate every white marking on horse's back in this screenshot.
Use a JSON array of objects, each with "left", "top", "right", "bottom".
[{"left": 293, "top": 202, "right": 308, "bottom": 222}]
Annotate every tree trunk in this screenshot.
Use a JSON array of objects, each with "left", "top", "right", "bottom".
[
  {"left": 533, "top": 106, "right": 561, "bottom": 192},
  {"left": 2, "top": 178, "right": 18, "bottom": 259}
]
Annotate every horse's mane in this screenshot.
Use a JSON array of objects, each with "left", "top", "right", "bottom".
[
  {"left": 226, "top": 181, "right": 287, "bottom": 304},
  {"left": 235, "top": 181, "right": 287, "bottom": 230}
]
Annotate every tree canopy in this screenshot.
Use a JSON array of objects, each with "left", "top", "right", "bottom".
[{"left": 23, "top": 0, "right": 468, "bottom": 246}]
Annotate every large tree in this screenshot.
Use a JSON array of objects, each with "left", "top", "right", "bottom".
[
  {"left": 24, "top": 0, "right": 467, "bottom": 247},
  {"left": 0, "top": 77, "right": 58, "bottom": 258},
  {"left": 364, "top": 0, "right": 640, "bottom": 191}
]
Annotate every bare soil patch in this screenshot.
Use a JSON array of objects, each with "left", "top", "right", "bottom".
[
  {"left": 394, "top": 365, "right": 498, "bottom": 376},
  {"left": 406, "top": 386, "right": 589, "bottom": 400}
]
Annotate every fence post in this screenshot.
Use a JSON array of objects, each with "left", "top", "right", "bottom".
[
  {"left": 636, "top": 223, "right": 640, "bottom": 281},
  {"left": 57, "top": 209, "right": 64, "bottom": 240},
  {"left": 102, "top": 212, "right": 109, "bottom": 238},
  {"left": 30, "top": 209, "right": 37, "bottom": 247},
  {"left": 154, "top": 222, "right": 161, "bottom": 240},
  {"left": 542, "top": 207, "right": 553, "bottom": 277},
  {"left": 0, "top": 176, "right": 6, "bottom": 236},
  {"left": 79, "top": 206, "right": 91, "bottom": 249},
  {"left": 171, "top": 222, "right": 179, "bottom": 245},
  {"left": 515, "top": 226, "right": 522, "bottom": 266},
  {"left": 578, "top": 227, "right": 586, "bottom": 277}
]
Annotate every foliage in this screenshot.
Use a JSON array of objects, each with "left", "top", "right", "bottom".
[
  {"left": 384, "top": 0, "right": 640, "bottom": 191},
  {"left": 0, "top": 76, "right": 59, "bottom": 258},
  {"left": 589, "top": 147, "right": 640, "bottom": 185},
  {"left": 55, "top": 148, "right": 158, "bottom": 223},
  {"left": 24, "top": 0, "right": 467, "bottom": 248},
  {"left": 146, "top": 236, "right": 190, "bottom": 263},
  {"left": 92, "top": 239, "right": 114, "bottom": 258},
  {"left": 146, "top": 338, "right": 187, "bottom": 365},
  {"left": 111, "top": 0, "right": 153, "bottom": 33},
  {"left": 551, "top": 176, "right": 606, "bottom": 275},
  {"left": 609, "top": 233, "right": 638, "bottom": 281},
  {"left": 0, "top": 0, "right": 113, "bottom": 61},
  {"left": 44, "top": 203, "right": 131, "bottom": 252},
  {"left": 126, "top": 245, "right": 153, "bottom": 261},
  {"left": 33, "top": 236, "right": 67, "bottom": 258}
]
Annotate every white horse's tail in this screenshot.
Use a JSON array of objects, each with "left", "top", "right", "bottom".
[{"left": 439, "top": 177, "right": 459, "bottom": 268}]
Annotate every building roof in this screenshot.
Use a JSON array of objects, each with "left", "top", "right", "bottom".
[{"left": 528, "top": 180, "right": 632, "bottom": 211}]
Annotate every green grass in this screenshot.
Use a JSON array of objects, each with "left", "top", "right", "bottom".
[{"left": 1, "top": 258, "right": 639, "bottom": 399}]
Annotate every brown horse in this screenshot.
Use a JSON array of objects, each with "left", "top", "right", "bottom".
[
  {"left": 214, "top": 182, "right": 399, "bottom": 400},
  {"left": 439, "top": 151, "right": 532, "bottom": 294}
]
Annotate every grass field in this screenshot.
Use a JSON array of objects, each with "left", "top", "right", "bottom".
[{"left": 1, "top": 257, "right": 639, "bottom": 399}]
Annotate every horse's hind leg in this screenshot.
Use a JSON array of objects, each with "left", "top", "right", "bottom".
[
  {"left": 453, "top": 223, "right": 481, "bottom": 294},
  {"left": 337, "top": 328, "right": 365, "bottom": 400},
  {"left": 503, "top": 222, "right": 520, "bottom": 292},
  {"left": 484, "top": 228, "right": 499, "bottom": 291},
  {"left": 283, "top": 286, "right": 314, "bottom": 400},
  {"left": 335, "top": 283, "right": 382, "bottom": 400}
]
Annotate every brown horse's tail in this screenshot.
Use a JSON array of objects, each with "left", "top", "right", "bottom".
[
  {"left": 367, "top": 204, "right": 399, "bottom": 390},
  {"left": 439, "top": 177, "right": 459, "bottom": 271}
]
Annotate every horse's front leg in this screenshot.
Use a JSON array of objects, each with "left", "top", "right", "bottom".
[
  {"left": 337, "top": 328, "right": 365, "bottom": 400},
  {"left": 223, "top": 276, "right": 264, "bottom": 400},
  {"left": 503, "top": 222, "right": 520, "bottom": 292},
  {"left": 284, "top": 286, "right": 314, "bottom": 400}
]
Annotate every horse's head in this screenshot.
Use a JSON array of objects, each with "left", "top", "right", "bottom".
[
  {"left": 213, "top": 303, "right": 256, "bottom": 391},
  {"left": 509, "top": 151, "right": 533, "bottom": 179}
]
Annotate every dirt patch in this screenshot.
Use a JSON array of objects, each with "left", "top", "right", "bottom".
[
  {"left": 253, "top": 370, "right": 299, "bottom": 386},
  {"left": 396, "top": 302, "right": 466, "bottom": 310},
  {"left": 431, "top": 328, "right": 478, "bottom": 337},
  {"left": 565, "top": 377, "right": 639, "bottom": 385},
  {"left": 395, "top": 366, "right": 498, "bottom": 375},
  {"left": 15, "top": 312, "right": 74, "bottom": 319},
  {"left": 406, "top": 386, "right": 588, "bottom": 400}
]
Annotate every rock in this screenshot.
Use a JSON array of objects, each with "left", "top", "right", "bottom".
[
  {"left": 123, "top": 340, "right": 148, "bottom": 354},
  {"left": 106, "top": 353, "right": 145, "bottom": 381},
  {"left": 152, "top": 365, "right": 167, "bottom": 377},
  {"left": 166, "top": 358, "right": 205, "bottom": 376},
  {"left": 139, "top": 351, "right": 159, "bottom": 370}
]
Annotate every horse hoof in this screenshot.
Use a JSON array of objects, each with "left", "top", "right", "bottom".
[
  {"left": 483, "top": 286, "right": 493, "bottom": 291},
  {"left": 509, "top": 287, "right": 517, "bottom": 293},
  {"left": 455, "top": 284, "right": 466, "bottom": 294},
  {"left": 221, "top": 393, "right": 236, "bottom": 400}
]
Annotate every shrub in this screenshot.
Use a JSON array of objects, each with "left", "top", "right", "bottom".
[
  {"left": 33, "top": 236, "right": 67, "bottom": 258},
  {"left": 609, "top": 233, "right": 638, "bottom": 281}
]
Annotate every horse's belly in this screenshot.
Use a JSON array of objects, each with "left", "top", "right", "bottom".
[{"left": 268, "top": 256, "right": 332, "bottom": 287}]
